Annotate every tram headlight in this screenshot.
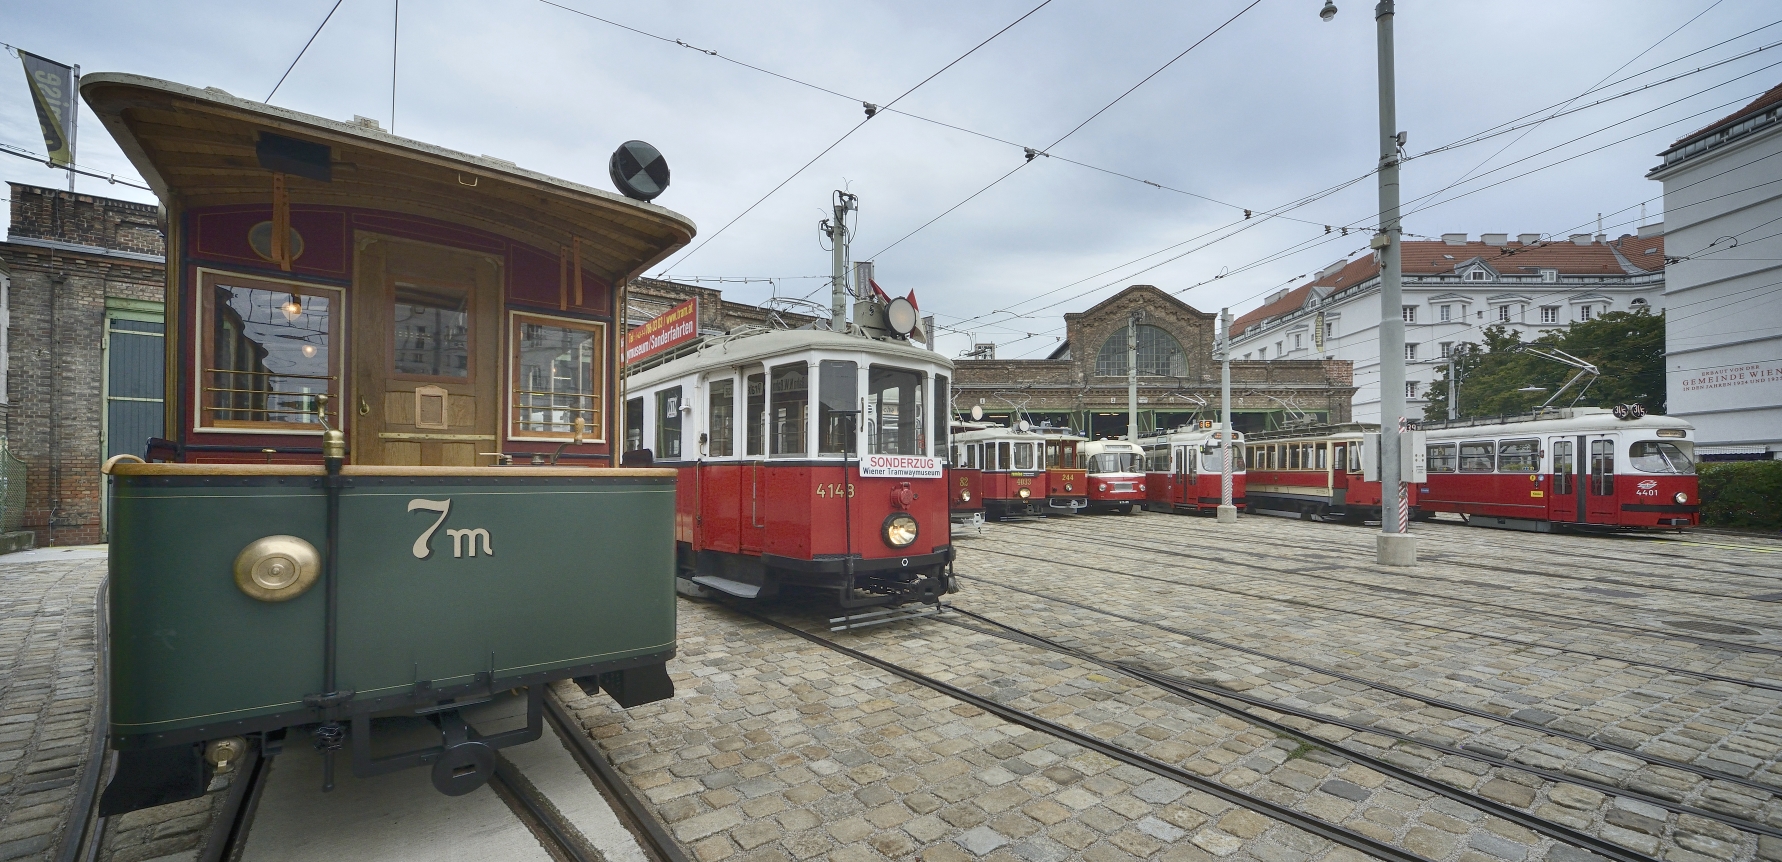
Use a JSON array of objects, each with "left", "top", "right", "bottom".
[
  {"left": 1138, "top": 483, "right": 1146, "bottom": 492},
  {"left": 959, "top": 490, "right": 971, "bottom": 502},
  {"left": 1674, "top": 491, "right": 1688, "bottom": 504},
  {"left": 882, "top": 513, "right": 919, "bottom": 548},
  {"left": 1018, "top": 487, "right": 1031, "bottom": 499},
  {"left": 1064, "top": 483, "right": 1074, "bottom": 492},
  {"left": 1098, "top": 483, "right": 1108, "bottom": 492}
]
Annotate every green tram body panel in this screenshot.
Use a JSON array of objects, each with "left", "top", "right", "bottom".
[{"left": 108, "top": 472, "right": 677, "bottom": 746}]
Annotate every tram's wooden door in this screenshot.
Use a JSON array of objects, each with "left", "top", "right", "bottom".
[{"left": 352, "top": 235, "right": 503, "bottom": 466}]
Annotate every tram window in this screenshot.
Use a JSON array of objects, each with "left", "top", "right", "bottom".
[
  {"left": 512, "top": 315, "right": 603, "bottom": 439},
  {"left": 934, "top": 375, "right": 950, "bottom": 459},
  {"left": 1498, "top": 439, "right": 1539, "bottom": 473},
  {"left": 1315, "top": 444, "right": 1327, "bottom": 470},
  {"left": 745, "top": 373, "right": 765, "bottom": 456},
  {"left": 1201, "top": 446, "right": 1242, "bottom": 473},
  {"left": 818, "top": 360, "right": 858, "bottom": 456},
  {"left": 1013, "top": 442, "right": 1036, "bottom": 471},
  {"left": 868, "top": 366, "right": 925, "bottom": 455},
  {"left": 625, "top": 397, "right": 644, "bottom": 453},
  {"left": 996, "top": 442, "right": 1010, "bottom": 471},
  {"left": 1348, "top": 444, "right": 1362, "bottom": 473},
  {"left": 202, "top": 276, "right": 340, "bottom": 428},
  {"left": 1459, "top": 442, "right": 1495, "bottom": 472},
  {"left": 1289, "top": 445, "right": 1301, "bottom": 470},
  {"left": 1630, "top": 440, "right": 1695, "bottom": 475},
  {"left": 1426, "top": 444, "right": 1457, "bottom": 473},
  {"left": 393, "top": 282, "right": 470, "bottom": 379},
  {"left": 1590, "top": 440, "right": 1615, "bottom": 494},
  {"left": 770, "top": 364, "right": 808, "bottom": 457},
  {"left": 1089, "top": 451, "right": 1140, "bottom": 474},
  {"left": 708, "top": 378, "right": 735, "bottom": 457},
  {"left": 656, "top": 387, "right": 683, "bottom": 459},
  {"left": 1553, "top": 440, "right": 1574, "bottom": 494}
]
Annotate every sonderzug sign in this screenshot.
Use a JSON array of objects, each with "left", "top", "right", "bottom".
[
  {"left": 625, "top": 297, "right": 699, "bottom": 364},
  {"left": 858, "top": 453, "right": 943, "bottom": 478}
]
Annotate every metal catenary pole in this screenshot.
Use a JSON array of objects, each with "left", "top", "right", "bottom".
[
  {"left": 1217, "top": 308, "right": 1237, "bottom": 523},
  {"left": 1372, "top": 0, "right": 1415, "bottom": 565},
  {"left": 1126, "top": 309, "right": 1141, "bottom": 440},
  {"left": 829, "top": 194, "right": 854, "bottom": 329},
  {"left": 67, "top": 64, "right": 79, "bottom": 192},
  {"left": 1447, "top": 352, "right": 1458, "bottom": 420}
]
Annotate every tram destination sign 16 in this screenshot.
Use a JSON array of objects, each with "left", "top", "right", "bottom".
[
  {"left": 626, "top": 297, "right": 699, "bottom": 364},
  {"left": 858, "top": 453, "right": 943, "bottom": 478}
]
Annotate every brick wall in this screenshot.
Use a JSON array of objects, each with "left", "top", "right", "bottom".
[
  {"left": 8, "top": 183, "right": 164, "bottom": 256},
  {"left": 1, "top": 184, "right": 165, "bottom": 545}
]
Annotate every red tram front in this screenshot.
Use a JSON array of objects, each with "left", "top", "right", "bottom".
[
  {"left": 1081, "top": 439, "right": 1146, "bottom": 514},
  {"left": 1140, "top": 425, "right": 1247, "bottom": 514},
  {"left": 946, "top": 425, "right": 986, "bottom": 533},
  {"left": 952, "top": 425, "right": 1087, "bottom": 519},
  {"left": 626, "top": 329, "right": 956, "bottom": 607}
]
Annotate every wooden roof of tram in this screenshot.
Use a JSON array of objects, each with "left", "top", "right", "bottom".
[{"left": 80, "top": 74, "right": 696, "bottom": 284}]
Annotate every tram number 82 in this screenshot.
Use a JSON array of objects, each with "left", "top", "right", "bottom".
[{"left": 815, "top": 483, "right": 856, "bottom": 498}]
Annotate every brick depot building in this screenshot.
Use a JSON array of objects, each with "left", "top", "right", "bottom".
[{"left": 951, "top": 285, "right": 1356, "bottom": 437}]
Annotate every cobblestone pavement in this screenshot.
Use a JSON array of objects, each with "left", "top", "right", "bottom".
[
  {"left": 561, "top": 514, "right": 1782, "bottom": 862},
  {"left": 0, "top": 550, "right": 105, "bottom": 862}
]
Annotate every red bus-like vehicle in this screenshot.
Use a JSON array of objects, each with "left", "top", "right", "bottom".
[
  {"left": 1081, "top": 439, "right": 1146, "bottom": 514},
  {"left": 1141, "top": 424, "right": 1247, "bottom": 515},
  {"left": 952, "top": 424, "right": 1087, "bottom": 519},
  {"left": 627, "top": 328, "right": 956, "bottom": 607},
  {"left": 1244, "top": 408, "right": 1699, "bottom": 531}
]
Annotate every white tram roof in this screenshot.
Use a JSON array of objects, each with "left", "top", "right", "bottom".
[
  {"left": 1139, "top": 427, "right": 1245, "bottom": 446},
  {"left": 1418, "top": 407, "right": 1692, "bottom": 439},
  {"left": 1082, "top": 439, "right": 1144, "bottom": 454},
  {"left": 954, "top": 425, "right": 1086, "bottom": 443},
  {"left": 627, "top": 328, "right": 953, "bottom": 391}
]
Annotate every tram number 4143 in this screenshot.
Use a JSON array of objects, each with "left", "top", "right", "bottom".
[{"left": 815, "top": 483, "right": 855, "bottom": 498}]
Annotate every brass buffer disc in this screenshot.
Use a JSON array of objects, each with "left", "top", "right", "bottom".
[{"left": 233, "top": 535, "right": 321, "bottom": 602}]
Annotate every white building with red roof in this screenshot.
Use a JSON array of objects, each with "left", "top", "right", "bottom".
[
  {"left": 1648, "top": 82, "right": 1782, "bottom": 460},
  {"left": 1227, "top": 233, "right": 1666, "bottom": 423}
]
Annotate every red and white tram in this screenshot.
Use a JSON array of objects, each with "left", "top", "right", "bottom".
[
  {"left": 626, "top": 329, "right": 956, "bottom": 607},
  {"left": 1244, "top": 424, "right": 1382, "bottom": 522},
  {"left": 1140, "top": 424, "right": 1247, "bottom": 515},
  {"left": 1081, "top": 439, "right": 1146, "bottom": 514},
  {"left": 947, "top": 422, "right": 986, "bottom": 533},
  {"left": 952, "top": 424, "right": 1088, "bottom": 519},
  {"left": 1417, "top": 407, "right": 1699, "bottom": 531},
  {"left": 1242, "top": 408, "right": 1700, "bottom": 531}
]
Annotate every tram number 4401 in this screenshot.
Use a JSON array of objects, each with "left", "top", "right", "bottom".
[{"left": 815, "top": 483, "right": 856, "bottom": 498}]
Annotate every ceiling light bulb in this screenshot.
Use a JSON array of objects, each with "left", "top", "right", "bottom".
[
  {"left": 301, "top": 344, "right": 318, "bottom": 359},
  {"left": 282, "top": 295, "right": 303, "bottom": 322}
]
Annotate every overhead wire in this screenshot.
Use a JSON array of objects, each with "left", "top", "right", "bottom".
[
  {"left": 651, "top": 0, "right": 1057, "bottom": 274},
  {"left": 267, "top": 0, "right": 345, "bottom": 102}
]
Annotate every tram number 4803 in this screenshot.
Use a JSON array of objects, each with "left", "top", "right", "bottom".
[{"left": 815, "top": 483, "right": 856, "bottom": 498}]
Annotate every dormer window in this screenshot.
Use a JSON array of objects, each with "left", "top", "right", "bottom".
[
  {"left": 1467, "top": 269, "right": 1488, "bottom": 282},
  {"left": 1541, "top": 269, "right": 1557, "bottom": 283}
]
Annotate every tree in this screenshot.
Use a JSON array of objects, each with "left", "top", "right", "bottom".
[{"left": 1424, "top": 309, "right": 1666, "bottom": 421}]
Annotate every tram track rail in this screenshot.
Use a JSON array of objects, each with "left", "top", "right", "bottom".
[
  {"left": 979, "top": 529, "right": 1782, "bottom": 693},
  {"left": 1009, "top": 521, "right": 1782, "bottom": 658},
  {"left": 713, "top": 600, "right": 1441, "bottom": 862},
  {"left": 934, "top": 601, "right": 1781, "bottom": 844},
  {"left": 1123, "top": 514, "right": 1782, "bottom": 609},
  {"left": 956, "top": 549, "right": 1782, "bottom": 798}
]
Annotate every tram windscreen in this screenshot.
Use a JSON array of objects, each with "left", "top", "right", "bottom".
[
  {"left": 208, "top": 282, "right": 333, "bottom": 425},
  {"left": 869, "top": 366, "right": 925, "bottom": 455},
  {"left": 934, "top": 375, "right": 949, "bottom": 461},
  {"left": 515, "top": 320, "right": 598, "bottom": 435},
  {"left": 746, "top": 373, "right": 765, "bottom": 456},
  {"left": 1629, "top": 440, "right": 1695, "bottom": 474},
  {"left": 818, "top": 361, "right": 857, "bottom": 456},
  {"left": 1088, "top": 452, "right": 1141, "bottom": 474},
  {"left": 709, "top": 379, "right": 734, "bottom": 457},
  {"left": 1200, "top": 447, "right": 1245, "bottom": 473},
  {"left": 393, "top": 282, "right": 469, "bottom": 378}
]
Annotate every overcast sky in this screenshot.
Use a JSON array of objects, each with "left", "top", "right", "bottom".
[{"left": 2, "top": 0, "right": 1775, "bottom": 356}]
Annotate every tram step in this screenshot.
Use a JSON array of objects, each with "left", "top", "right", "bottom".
[{"left": 691, "top": 575, "right": 763, "bottom": 599}]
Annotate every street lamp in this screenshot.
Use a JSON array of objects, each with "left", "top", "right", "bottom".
[{"left": 1323, "top": 0, "right": 1415, "bottom": 566}]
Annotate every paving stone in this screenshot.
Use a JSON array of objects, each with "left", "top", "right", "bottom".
[{"left": 955, "top": 826, "right": 1008, "bottom": 856}]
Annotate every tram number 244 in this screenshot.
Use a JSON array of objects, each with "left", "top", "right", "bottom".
[{"left": 815, "top": 483, "right": 856, "bottom": 499}]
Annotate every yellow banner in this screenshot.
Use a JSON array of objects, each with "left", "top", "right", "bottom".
[{"left": 19, "top": 51, "right": 75, "bottom": 167}]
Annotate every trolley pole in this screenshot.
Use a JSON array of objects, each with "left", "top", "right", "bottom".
[
  {"left": 1126, "top": 309, "right": 1141, "bottom": 441},
  {"left": 1217, "top": 308, "right": 1237, "bottom": 524},
  {"left": 828, "top": 192, "right": 857, "bottom": 330},
  {"left": 1371, "top": 0, "right": 1416, "bottom": 566}
]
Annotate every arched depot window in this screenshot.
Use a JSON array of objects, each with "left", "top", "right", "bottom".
[{"left": 1096, "top": 324, "right": 1186, "bottom": 377}]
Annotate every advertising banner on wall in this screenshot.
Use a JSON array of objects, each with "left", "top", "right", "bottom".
[
  {"left": 625, "top": 298, "right": 699, "bottom": 364},
  {"left": 18, "top": 51, "right": 75, "bottom": 167}
]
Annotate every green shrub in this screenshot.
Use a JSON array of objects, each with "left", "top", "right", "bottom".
[{"left": 1698, "top": 461, "right": 1782, "bottom": 532}]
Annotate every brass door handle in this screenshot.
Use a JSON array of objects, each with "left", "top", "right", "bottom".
[{"left": 358, "top": 398, "right": 370, "bottom": 416}]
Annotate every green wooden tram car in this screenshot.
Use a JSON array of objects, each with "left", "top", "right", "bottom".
[{"left": 81, "top": 74, "right": 695, "bottom": 813}]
